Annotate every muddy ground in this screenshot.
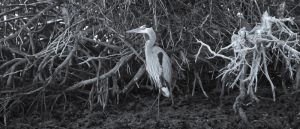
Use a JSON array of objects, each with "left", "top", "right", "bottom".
[{"left": 5, "top": 88, "right": 300, "bottom": 129}]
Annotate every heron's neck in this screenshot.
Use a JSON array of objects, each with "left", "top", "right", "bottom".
[{"left": 145, "top": 29, "right": 156, "bottom": 52}]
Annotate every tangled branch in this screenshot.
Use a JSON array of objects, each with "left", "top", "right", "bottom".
[{"left": 196, "top": 11, "right": 299, "bottom": 101}]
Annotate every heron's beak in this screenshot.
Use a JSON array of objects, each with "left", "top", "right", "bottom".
[
  {"left": 161, "top": 87, "right": 170, "bottom": 97},
  {"left": 126, "top": 28, "right": 143, "bottom": 33}
]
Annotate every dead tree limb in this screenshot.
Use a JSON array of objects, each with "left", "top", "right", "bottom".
[{"left": 66, "top": 54, "right": 133, "bottom": 91}]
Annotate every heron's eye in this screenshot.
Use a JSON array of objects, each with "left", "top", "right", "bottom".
[{"left": 145, "top": 22, "right": 152, "bottom": 28}]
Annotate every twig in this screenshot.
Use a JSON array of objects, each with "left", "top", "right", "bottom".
[
  {"left": 0, "top": 3, "right": 57, "bottom": 43},
  {"left": 122, "top": 64, "right": 146, "bottom": 93},
  {"left": 105, "top": 25, "right": 145, "bottom": 63},
  {"left": 54, "top": 39, "right": 78, "bottom": 75},
  {"left": 194, "top": 71, "right": 208, "bottom": 98},
  {"left": 195, "top": 39, "right": 232, "bottom": 61},
  {"left": 81, "top": 37, "right": 122, "bottom": 51},
  {"left": 66, "top": 54, "right": 133, "bottom": 91}
]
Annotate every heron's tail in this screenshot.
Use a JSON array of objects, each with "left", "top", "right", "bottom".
[{"left": 160, "top": 76, "right": 171, "bottom": 97}]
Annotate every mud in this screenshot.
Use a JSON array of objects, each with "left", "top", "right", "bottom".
[{"left": 6, "top": 89, "right": 300, "bottom": 129}]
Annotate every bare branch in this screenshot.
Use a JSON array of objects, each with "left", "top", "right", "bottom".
[{"left": 66, "top": 54, "right": 133, "bottom": 91}]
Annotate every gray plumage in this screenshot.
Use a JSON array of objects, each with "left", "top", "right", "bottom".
[{"left": 127, "top": 25, "right": 172, "bottom": 97}]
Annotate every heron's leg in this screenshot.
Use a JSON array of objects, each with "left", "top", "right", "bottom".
[
  {"left": 150, "top": 96, "right": 158, "bottom": 108},
  {"left": 157, "top": 89, "right": 161, "bottom": 120},
  {"left": 170, "top": 86, "right": 174, "bottom": 105}
]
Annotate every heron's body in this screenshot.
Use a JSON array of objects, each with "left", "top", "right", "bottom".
[
  {"left": 146, "top": 46, "right": 172, "bottom": 94},
  {"left": 127, "top": 26, "right": 172, "bottom": 97}
]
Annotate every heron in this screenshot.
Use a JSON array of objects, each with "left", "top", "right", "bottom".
[{"left": 127, "top": 25, "right": 172, "bottom": 115}]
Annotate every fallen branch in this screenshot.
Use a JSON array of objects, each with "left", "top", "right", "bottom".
[
  {"left": 122, "top": 64, "right": 146, "bottom": 93},
  {"left": 65, "top": 54, "right": 133, "bottom": 91}
]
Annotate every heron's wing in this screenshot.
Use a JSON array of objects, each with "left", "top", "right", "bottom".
[{"left": 152, "top": 47, "right": 172, "bottom": 84}]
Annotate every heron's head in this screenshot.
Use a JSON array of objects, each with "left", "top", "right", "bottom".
[
  {"left": 126, "top": 25, "right": 152, "bottom": 34},
  {"left": 161, "top": 87, "right": 170, "bottom": 97}
]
